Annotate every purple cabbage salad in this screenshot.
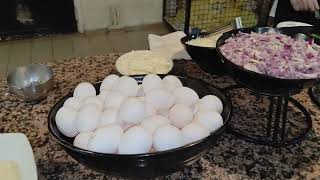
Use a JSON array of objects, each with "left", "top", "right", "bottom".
[{"left": 219, "top": 31, "right": 320, "bottom": 79}]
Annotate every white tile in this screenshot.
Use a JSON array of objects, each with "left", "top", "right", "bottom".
[
  {"left": 72, "top": 35, "right": 92, "bottom": 58},
  {"left": 52, "top": 37, "right": 74, "bottom": 62},
  {"left": 87, "top": 32, "right": 113, "bottom": 55},
  {"left": 8, "top": 40, "right": 32, "bottom": 73},
  {"left": 31, "top": 38, "right": 53, "bottom": 63}
]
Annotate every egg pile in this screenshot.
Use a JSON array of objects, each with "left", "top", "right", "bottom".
[{"left": 55, "top": 74, "right": 224, "bottom": 154}]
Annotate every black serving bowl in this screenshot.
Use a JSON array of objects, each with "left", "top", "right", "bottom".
[
  {"left": 181, "top": 33, "right": 226, "bottom": 75},
  {"left": 48, "top": 75, "right": 232, "bottom": 178},
  {"left": 216, "top": 26, "right": 320, "bottom": 96}
]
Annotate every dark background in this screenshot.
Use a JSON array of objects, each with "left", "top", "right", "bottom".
[{"left": 0, "top": 0, "right": 77, "bottom": 38}]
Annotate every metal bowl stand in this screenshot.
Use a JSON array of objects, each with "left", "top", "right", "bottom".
[
  {"left": 309, "top": 86, "right": 320, "bottom": 108},
  {"left": 223, "top": 85, "right": 312, "bottom": 147}
]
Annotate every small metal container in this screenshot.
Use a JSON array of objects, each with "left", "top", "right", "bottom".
[
  {"left": 234, "top": 17, "right": 243, "bottom": 29},
  {"left": 7, "top": 64, "right": 54, "bottom": 102},
  {"left": 294, "top": 33, "right": 309, "bottom": 41}
]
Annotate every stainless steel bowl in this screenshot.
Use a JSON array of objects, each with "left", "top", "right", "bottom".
[{"left": 7, "top": 64, "right": 54, "bottom": 102}]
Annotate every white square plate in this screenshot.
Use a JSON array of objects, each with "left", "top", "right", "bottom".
[{"left": 0, "top": 133, "right": 38, "bottom": 180}]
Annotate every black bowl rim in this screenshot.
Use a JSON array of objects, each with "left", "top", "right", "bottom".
[
  {"left": 215, "top": 26, "right": 320, "bottom": 82},
  {"left": 181, "top": 32, "right": 217, "bottom": 50},
  {"left": 48, "top": 76, "right": 232, "bottom": 157}
]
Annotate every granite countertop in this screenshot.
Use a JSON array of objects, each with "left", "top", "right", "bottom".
[{"left": 0, "top": 54, "right": 319, "bottom": 179}]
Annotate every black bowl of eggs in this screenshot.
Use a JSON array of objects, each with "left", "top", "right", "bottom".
[
  {"left": 48, "top": 74, "right": 231, "bottom": 178},
  {"left": 181, "top": 33, "right": 226, "bottom": 75}
]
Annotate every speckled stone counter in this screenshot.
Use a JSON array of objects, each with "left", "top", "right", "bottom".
[{"left": 0, "top": 54, "right": 319, "bottom": 180}]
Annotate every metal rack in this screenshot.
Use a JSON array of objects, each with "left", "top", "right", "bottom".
[
  {"left": 223, "top": 85, "right": 312, "bottom": 147},
  {"left": 163, "top": 0, "right": 272, "bottom": 34},
  {"left": 172, "top": 60, "right": 313, "bottom": 147},
  {"left": 309, "top": 85, "right": 320, "bottom": 108}
]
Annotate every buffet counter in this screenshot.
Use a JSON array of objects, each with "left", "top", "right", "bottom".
[{"left": 0, "top": 54, "right": 319, "bottom": 179}]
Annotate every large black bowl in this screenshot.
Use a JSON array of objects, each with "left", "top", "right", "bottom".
[
  {"left": 181, "top": 33, "right": 226, "bottom": 75},
  {"left": 48, "top": 75, "right": 232, "bottom": 178},
  {"left": 216, "top": 27, "right": 320, "bottom": 95}
]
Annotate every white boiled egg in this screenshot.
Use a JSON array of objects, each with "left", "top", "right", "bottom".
[
  {"left": 88, "top": 125, "right": 123, "bottom": 153},
  {"left": 104, "top": 91, "right": 127, "bottom": 109},
  {"left": 55, "top": 107, "right": 78, "bottom": 137},
  {"left": 99, "top": 108, "right": 119, "bottom": 127},
  {"left": 98, "top": 90, "right": 110, "bottom": 102},
  {"left": 142, "top": 74, "right": 162, "bottom": 93},
  {"left": 153, "top": 125, "right": 184, "bottom": 151},
  {"left": 63, "top": 97, "right": 82, "bottom": 111},
  {"left": 194, "top": 110, "right": 223, "bottom": 132},
  {"left": 118, "top": 97, "right": 145, "bottom": 125},
  {"left": 73, "top": 82, "right": 96, "bottom": 99},
  {"left": 100, "top": 74, "right": 119, "bottom": 92},
  {"left": 193, "top": 103, "right": 200, "bottom": 115},
  {"left": 169, "top": 104, "right": 193, "bottom": 129},
  {"left": 118, "top": 126, "right": 152, "bottom": 154},
  {"left": 173, "top": 87, "right": 199, "bottom": 107},
  {"left": 82, "top": 96, "right": 104, "bottom": 110},
  {"left": 145, "top": 102, "right": 156, "bottom": 118},
  {"left": 73, "top": 132, "right": 92, "bottom": 150},
  {"left": 141, "top": 115, "right": 170, "bottom": 135},
  {"left": 136, "top": 85, "right": 145, "bottom": 97},
  {"left": 157, "top": 108, "right": 169, "bottom": 118},
  {"left": 122, "top": 122, "right": 135, "bottom": 131},
  {"left": 181, "top": 122, "right": 210, "bottom": 145},
  {"left": 75, "top": 105, "right": 101, "bottom": 132},
  {"left": 113, "top": 76, "right": 138, "bottom": 96},
  {"left": 162, "top": 75, "right": 183, "bottom": 92},
  {"left": 145, "top": 89, "right": 175, "bottom": 110},
  {"left": 194, "top": 95, "right": 223, "bottom": 114}
]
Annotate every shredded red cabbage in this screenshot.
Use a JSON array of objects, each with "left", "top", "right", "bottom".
[{"left": 220, "top": 31, "right": 320, "bottom": 79}]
